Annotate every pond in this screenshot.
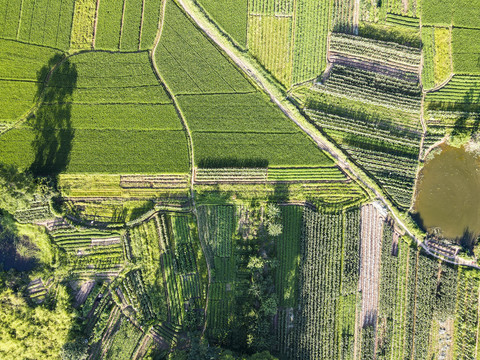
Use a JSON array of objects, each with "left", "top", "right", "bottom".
[{"left": 414, "top": 144, "right": 480, "bottom": 239}]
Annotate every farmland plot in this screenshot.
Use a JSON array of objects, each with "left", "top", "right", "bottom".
[
  {"left": 0, "top": 0, "right": 76, "bottom": 49},
  {"left": 358, "top": 203, "right": 385, "bottom": 328},
  {"left": 247, "top": 15, "right": 293, "bottom": 86},
  {"left": 70, "top": 0, "right": 97, "bottom": 49},
  {"left": 332, "top": 0, "right": 355, "bottom": 33}
]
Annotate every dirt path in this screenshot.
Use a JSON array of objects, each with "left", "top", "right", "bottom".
[{"left": 425, "top": 72, "right": 454, "bottom": 93}]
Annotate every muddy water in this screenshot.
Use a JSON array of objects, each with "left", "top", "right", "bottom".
[{"left": 414, "top": 145, "right": 480, "bottom": 239}]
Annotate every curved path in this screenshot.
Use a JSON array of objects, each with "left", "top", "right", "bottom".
[{"left": 175, "top": 0, "right": 480, "bottom": 269}]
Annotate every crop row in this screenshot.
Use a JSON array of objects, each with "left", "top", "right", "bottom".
[
  {"left": 306, "top": 109, "right": 421, "bottom": 147},
  {"left": 120, "top": 269, "right": 155, "bottom": 322},
  {"left": 331, "top": 0, "right": 354, "bottom": 33},
  {"left": 422, "top": 26, "right": 435, "bottom": 89},
  {"left": 426, "top": 75, "right": 480, "bottom": 104},
  {"left": 300, "top": 86, "right": 422, "bottom": 131},
  {"left": 14, "top": 203, "right": 51, "bottom": 223},
  {"left": 341, "top": 207, "right": 361, "bottom": 295},
  {"left": 291, "top": 208, "right": 343, "bottom": 358},
  {"left": 120, "top": 174, "right": 189, "bottom": 189},
  {"left": 248, "top": 0, "right": 293, "bottom": 15},
  {"left": 197, "top": 205, "right": 235, "bottom": 259},
  {"left": 299, "top": 182, "right": 367, "bottom": 205},
  {"left": 275, "top": 206, "right": 303, "bottom": 307},
  {"left": 453, "top": 268, "right": 480, "bottom": 359},
  {"left": 323, "top": 128, "right": 418, "bottom": 208},
  {"left": 385, "top": 13, "right": 420, "bottom": 28},
  {"left": 207, "top": 282, "right": 235, "bottom": 340},
  {"left": 247, "top": 14, "right": 293, "bottom": 86},
  {"left": 162, "top": 250, "right": 185, "bottom": 325},
  {"left": 329, "top": 33, "right": 421, "bottom": 70},
  {"left": 172, "top": 216, "right": 197, "bottom": 274},
  {"left": 95, "top": 0, "right": 161, "bottom": 51},
  {"left": 267, "top": 166, "right": 346, "bottom": 181},
  {"left": 195, "top": 167, "right": 268, "bottom": 183},
  {"left": 316, "top": 65, "right": 422, "bottom": 112}
]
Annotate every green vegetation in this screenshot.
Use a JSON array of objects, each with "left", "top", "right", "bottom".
[
  {"left": 140, "top": 0, "right": 163, "bottom": 49},
  {"left": 426, "top": 75, "right": 480, "bottom": 107},
  {"left": 433, "top": 27, "right": 452, "bottom": 83},
  {"left": 291, "top": 0, "right": 330, "bottom": 83},
  {"left": 421, "top": 26, "right": 435, "bottom": 89},
  {"left": 1, "top": 0, "right": 480, "bottom": 358},
  {"left": 329, "top": 32, "right": 421, "bottom": 71},
  {"left": 95, "top": 0, "right": 124, "bottom": 49},
  {"left": 452, "top": 28, "right": 480, "bottom": 75},
  {"left": 247, "top": 15, "right": 293, "bottom": 86},
  {"left": 0, "top": 287, "right": 74, "bottom": 359},
  {"left": 95, "top": 0, "right": 164, "bottom": 50},
  {"left": 70, "top": 0, "right": 97, "bottom": 49},
  {"left": 0, "top": 40, "right": 60, "bottom": 124},
  {"left": 422, "top": 0, "right": 480, "bottom": 28},
  {"left": 0, "top": 51, "right": 190, "bottom": 173},
  {"left": 332, "top": 0, "right": 354, "bottom": 33},
  {"left": 120, "top": 0, "right": 143, "bottom": 51}
]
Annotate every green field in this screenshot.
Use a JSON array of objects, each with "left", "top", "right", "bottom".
[
  {"left": 95, "top": 0, "right": 161, "bottom": 50},
  {"left": 422, "top": 0, "right": 480, "bottom": 28},
  {"left": 433, "top": 27, "right": 452, "bottom": 83},
  {"left": 94, "top": 0, "right": 123, "bottom": 49},
  {"left": 0, "top": 0, "right": 76, "bottom": 49},
  {"left": 197, "top": 0, "right": 248, "bottom": 47},
  {"left": 452, "top": 28, "right": 480, "bottom": 74},
  {"left": 247, "top": 15, "right": 293, "bottom": 86},
  {"left": 421, "top": 26, "right": 435, "bottom": 89}
]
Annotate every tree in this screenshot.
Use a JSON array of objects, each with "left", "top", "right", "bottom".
[
  {"left": 267, "top": 223, "right": 283, "bottom": 237},
  {"left": 0, "top": 288, "right": 74, "bottom": 359},
  {"left": 265, "top": 204, "right": 280, "bottom": 221}
]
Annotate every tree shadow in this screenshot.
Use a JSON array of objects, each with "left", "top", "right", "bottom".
[
  {"left": 29, "top": 55, "right": 77, "bottom": 180},
  {"left": 450, "top": 86, "right": 480, "bottom": 140},
  {"left": 456, "top": 227, "right": 478, "bottom": 255}
]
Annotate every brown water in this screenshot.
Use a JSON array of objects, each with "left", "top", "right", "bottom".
[{"left": 414, "top": 145, "right": 480, "bottom": 239}]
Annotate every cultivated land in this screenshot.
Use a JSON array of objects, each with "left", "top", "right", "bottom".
[{"left": 1, "top": 0, "right": 480, "bottom": 359}]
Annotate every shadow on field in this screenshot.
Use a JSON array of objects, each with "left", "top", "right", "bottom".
[
  {"left": 29, "top": 55, "right": 77, "bottom": 178},
  {"left": 450, "top": 86, "right": 480, "bottom": 139}
]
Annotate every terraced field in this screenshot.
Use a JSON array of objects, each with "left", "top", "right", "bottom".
[{"left": 2, "top": 0, "right": 480, "bottom": 359}]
